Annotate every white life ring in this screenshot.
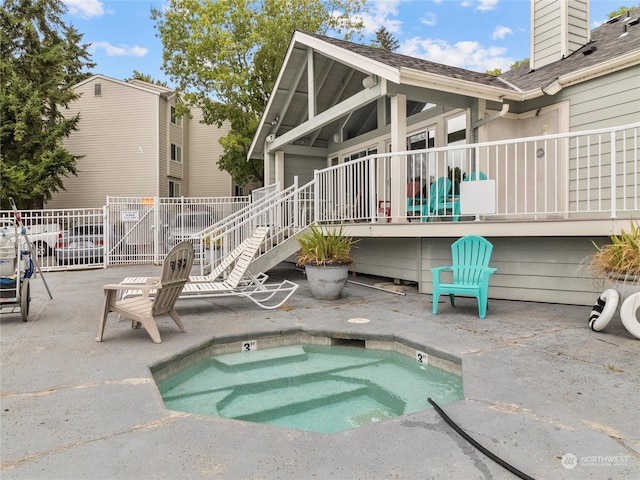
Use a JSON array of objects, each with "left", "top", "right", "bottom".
[
  {"left": 620, "top": 292, "right": 640, "bottom": 339},
  {"left": 589, "top": 289, "right": 619, "bottom": 331}
]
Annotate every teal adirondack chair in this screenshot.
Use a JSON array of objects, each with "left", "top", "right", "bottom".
[
  {"left": 431, "top": 235, "right": 497, "bottom": 318},
  {"left": 422, "top": 177, "right": 460, "bottom": 222}
]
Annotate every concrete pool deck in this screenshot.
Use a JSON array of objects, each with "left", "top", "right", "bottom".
[{"left": 1, "top": 262, "right": 638, "bottom": 479}]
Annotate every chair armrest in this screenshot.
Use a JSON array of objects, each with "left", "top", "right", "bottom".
[
  {"left": 430, "top": 266, "right": 453, "bottom": 284},
  {"left": 431, "top": 266, "right": 453, "bottom": 274},
  {"left": 479, "top": 267, "right": 498, "bottom": 282},
  {"left": 103, "top": 282, "right": 161, "bottom": 291}
]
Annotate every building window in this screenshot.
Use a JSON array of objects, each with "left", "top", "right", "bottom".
[
  {"left": 94, "top": 83, "right": 101, "bottom": 97},
  {"left": 171, "top": 106, "right": 182, "bottom": 126},
  {"left": 170, "top": 144, "right": 182, "bottom": 163},
  {"left": 169, "top": 180, "right": 181, "bottom": 197}
]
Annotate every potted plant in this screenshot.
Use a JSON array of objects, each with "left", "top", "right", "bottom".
[
  {"left": 590, "top": 219, "right": 640, "bottom": 300},
  {"left": 296, "top": 225, "right": 359, "bottom": 300}
]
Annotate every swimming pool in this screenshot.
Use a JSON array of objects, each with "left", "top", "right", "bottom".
[{"left": 154, "top": 338, "right": 463, "bottom": 434}]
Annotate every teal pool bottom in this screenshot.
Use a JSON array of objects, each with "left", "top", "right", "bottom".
[{"left": 158, "top": 344, "right": 463, "bottom": 434}]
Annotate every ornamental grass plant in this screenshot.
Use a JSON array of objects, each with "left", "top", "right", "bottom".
[
  {"left": 590, "top": 220, "right": 640, "bottom": 282},
  {"left": 296, "top": 225, "right": 359, "bottom": 267}
]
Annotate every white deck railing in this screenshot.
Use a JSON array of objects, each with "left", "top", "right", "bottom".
[{"left": 315, "top": 122, "right": 640, "bottom": 223}]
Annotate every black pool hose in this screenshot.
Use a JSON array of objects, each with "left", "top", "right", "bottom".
[{"left": 428, "top": 398, "right": 535, "bottom": 480}]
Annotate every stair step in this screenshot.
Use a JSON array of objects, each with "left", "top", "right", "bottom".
[
  {"left": 212, "top": 345, "right": 307, "bottom": 371},
  {"left": 219, "top": 379, "right": 367, "bottom": 420}
]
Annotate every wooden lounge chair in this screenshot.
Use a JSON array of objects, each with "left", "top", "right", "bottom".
[
  {"left": 97, "top": 241, "right": 194, "bottom": 344},
  {"left": 123, "top": 226, "right": 270, "bottom": 285},
  {"left": 120, "top": 227, "right": 298, "bottom": 310},
  {"left": 431, "top": 235, "right": 497, "bottom": 318}
]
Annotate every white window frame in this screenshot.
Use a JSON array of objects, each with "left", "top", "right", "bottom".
[
  {"left": 170, "top": 144, "right": 182, "bottom": 163},
  {"left": 171, "top": 106, "right": 182, "bottom": 127},
  {"left": 169, "top": 180, "right": 181, "bottom": 197}
]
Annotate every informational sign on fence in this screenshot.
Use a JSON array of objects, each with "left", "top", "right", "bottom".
[{"left": 121, "top": 210, "right": 139, "bottom": 222}]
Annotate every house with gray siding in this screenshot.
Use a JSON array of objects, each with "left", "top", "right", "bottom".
[
  {"left": 47, "top": 75, "right": 234, "bottom": 208},
  {"left": 248, "top": 1, "right": 640, "bottom": 306}
]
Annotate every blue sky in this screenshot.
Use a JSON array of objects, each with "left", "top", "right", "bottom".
[{"left": 62, "top": 0, "right": 622, "bottom": 87}]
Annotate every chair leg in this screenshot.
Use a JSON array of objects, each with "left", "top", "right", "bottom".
[
  {"left": 449, "top": 294, "right": 455, "bottom": 307},
  {"left": 168, "top": 309, "right": 186, "bottom": 332},
  {"left": 139, "top": 316, "right": 162, "bottom": 343},
  {"left": 478, "top": 296, "right": 488, "bottom": 319},
  {"left": 432, "top": 292, "right": 440, "bottom": 315},
  {"left": 97, "top": 290, "right": 115, "bottom": 342}
]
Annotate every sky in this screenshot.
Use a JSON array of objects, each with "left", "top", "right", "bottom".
[{"left": 61, "top": 0, "right": 623, "bottom": 87}]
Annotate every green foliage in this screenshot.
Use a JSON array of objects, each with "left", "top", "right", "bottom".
[
  {"left": 509, "top": 58, "right": 529, "bottom": 70},
  {"left": 485, "top": 68, "right": 502, "bottom": 77},
  {"left": 296, "top": 225, "right": 359, "bottom": 266},
  {"left": 151, "top": 0, "right": 366, "bottom": 187},
  {"left": 607, "top": 4, "right": 640, "bottom": 18},
  {"left": 371, "top": 26, "right": 399, "bottom": 52},
  {"left": 0, "top": 0, "right": 94, "bottom": 208},
  {"left": 591, "top": 220, "right": 640, "bottom": 280},
  {"left": 126, "top": 70, "right": 169, "bottom": 87}
]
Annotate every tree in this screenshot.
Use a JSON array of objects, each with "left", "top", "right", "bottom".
[
  {"left": 151, "top": 0, "right": 366, "bottom": 187},
  {"left": 510, "top": 58, "right": 529, "bottom": 70},
  {"left": 485, "top": 68, "right": 502, "bottom": 77},
  {"left": 125, "top": 70, "right": 169, "bottom": 87},
  {"left": 0, "top": 0, "right": 94, "bottom": 209},
  {"left": 371, "top": 26, "right": 399, "bottom": 52},
  {"left": 608, "top": 4, "right": 640, "bottom": 18}
]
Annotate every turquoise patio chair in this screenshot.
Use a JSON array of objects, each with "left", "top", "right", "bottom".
[
  {"left": 431, "top": 235, "right": 497, "bottom": 319},
  {"left": 463, "top": 171, "right": 487, "bottom": 182},
  {"left": 422, "top": 177, "right": 460, "bottom": 222}
]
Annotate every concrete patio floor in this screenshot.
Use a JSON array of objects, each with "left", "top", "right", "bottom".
[{"left": 1, "top": 262, "right": 638, "bottom": 479}]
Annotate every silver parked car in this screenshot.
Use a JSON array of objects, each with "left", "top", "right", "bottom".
[
  {"left": 55, "top": 224, "right": 121, "bottom": 265},
  {"left": 165, "top": 210, "right": 216, "bottom": 254}
]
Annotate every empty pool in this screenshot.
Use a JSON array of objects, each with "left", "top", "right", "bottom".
[{"left": 156, "top": 342, "right": 463, "bottom": 433}]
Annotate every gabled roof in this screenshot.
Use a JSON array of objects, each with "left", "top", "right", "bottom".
[
  {"left": 73, "top": 74, "right": 176, "bottom": 99},
  {"left": 303, "top": 32, "right": 515, "bottom": 91},
  {"left": 249, "top": 9, "right": 640, "bottom": 159},
  {"left": 501, "top": 7, "right": 640, "bottom": 91}
]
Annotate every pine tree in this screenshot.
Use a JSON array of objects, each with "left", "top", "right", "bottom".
[
  {"left": 0, "top": 0, "right": 94, "bottom": 208},
  {"left": 372, "top": 26, "right": 400, "bottom": 52}
]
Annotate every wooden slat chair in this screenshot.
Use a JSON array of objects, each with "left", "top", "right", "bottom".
[
  {"left": 431, "top": 235, "right": 497, "bottom": 319},
  {"left": 119, "top": 227, "right": 298, "bottom": 310},
  {"left": 123, "top": 226, "right": 270, "bottom": 285},
  {"left": 97, "top": 241, "right": 194, "bottom": 344}
]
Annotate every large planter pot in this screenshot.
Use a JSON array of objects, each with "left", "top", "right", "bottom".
[
  {"left": 607, "top": 274, "right": 639, "bottom": 302},
  {"left": 304, "top": 263, "right": 350, "bottom": 300}
]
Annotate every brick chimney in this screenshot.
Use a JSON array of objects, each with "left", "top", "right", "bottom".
[{"left": 530, "top": 0, "right": 590, "bottom": 70}]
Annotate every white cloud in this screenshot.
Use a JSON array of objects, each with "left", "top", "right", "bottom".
[
  {"left": 360, "top": 0, "right": 403, "bottom": 35},
  {"left": 399, "top": 37, "right": 513, "bottom": 72},
  {"left": 461, "top": 0, "right": 499, "bottom": 11},
  {"left": 64, "top": 0, "right": 104, "bottom": 18},
  {"left": 477, "top": 0, "right": 499, "bottom": 11},
  {"left": 89, "top": 41, "right": 148, "bottom": 58},
  {"left": 421, "top": 13, "right": 437, "bottom": 27},
  {"left": 492, "top": 26, "right": 512, "bottom": 40}
]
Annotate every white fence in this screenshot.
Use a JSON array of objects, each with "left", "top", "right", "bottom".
[
  {"left": 0, "top": 196, "right": 249, "bottom": 271},
  {"left": 3, "top": 123, "right": 638, "bottom": 273},
  {"left": 315, "top": 122, "right": 640, "bottom": 223}
]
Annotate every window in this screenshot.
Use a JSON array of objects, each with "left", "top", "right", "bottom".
[
  {"left": 94, "top": 83, "right": 101, "bottom": 97},
  {"left": 171, "top": 106, "right": 182, "bottom": 126},
  {"left": 170, "top": 144, "right": 182, "bottom": 163},
  {"left": 169, "top": 181, "right": 181, "bottom": 197}
]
